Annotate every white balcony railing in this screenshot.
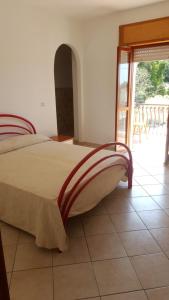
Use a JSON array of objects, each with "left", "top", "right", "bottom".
[{"left": 133, "top": 104, "right": 169, "bottom": 138}]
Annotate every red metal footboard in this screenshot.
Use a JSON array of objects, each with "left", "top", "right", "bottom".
[
  {"left": 58, "top": 142, "right": 133, "bottom": 225},
  {"left": 0, "top": 114, "right": 36, "bottom": 136}
]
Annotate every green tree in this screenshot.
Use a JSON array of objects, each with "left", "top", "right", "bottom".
[
  {"left": 135, "top": 60, "right": 169, "bottom": 100},
  {"left": 149, "top": 61, "right": 166, "bottom": 89},
  {"left": 157, "top": 84, "right": 166, "bottom": 96},
  {"left": 135, "top": 64, "right": 153, "bottom": 102},
  {"left": 164, "top": 61, "right": 169, "bottom": 82}
]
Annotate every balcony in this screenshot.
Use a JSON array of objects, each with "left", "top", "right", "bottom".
[{"left": 132, "top": 104, "right": 169, "bottom": 163}]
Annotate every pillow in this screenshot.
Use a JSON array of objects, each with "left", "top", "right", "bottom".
[{"left": 0, "top": 134, "right": 51, "bottom": 154}]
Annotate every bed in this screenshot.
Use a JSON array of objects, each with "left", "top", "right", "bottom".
[{"left": 0, "top": 114, "right": 133, "bottom": 250}]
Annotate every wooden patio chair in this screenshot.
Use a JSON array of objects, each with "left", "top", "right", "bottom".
[{"left": 133, "top": 106, "right": 149, "bottom": 143}]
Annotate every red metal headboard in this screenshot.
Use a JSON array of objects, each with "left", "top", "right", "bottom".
[{"left": 0, "top": 114, "right": 36, "bottom": 137}]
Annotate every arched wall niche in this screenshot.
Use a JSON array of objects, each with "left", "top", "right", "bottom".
[{"left": 54, "top": 43, "right": 81, "bottom": 140}]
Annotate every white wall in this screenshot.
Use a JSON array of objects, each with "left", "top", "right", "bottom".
[
  {"left": 0, "top": 3, "right": 84, "bottom": 137},
  {"left": 82, "top": 1, "right": 169, "bottom": 144},
  {"left": 1, "top": 1, "right": 169, "bottom": 142}
]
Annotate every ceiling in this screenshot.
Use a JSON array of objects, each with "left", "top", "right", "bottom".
[{"left": 18, "top": 0, "right": 166, "bottom": 19}]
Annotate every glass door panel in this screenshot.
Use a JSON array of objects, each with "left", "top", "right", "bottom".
[{"left": 116, "top": 47, "right": 133, "bottom": 146}]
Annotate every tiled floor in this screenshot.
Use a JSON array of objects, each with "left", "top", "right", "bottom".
[{"left": 2, "top": 152, "right": 169, "bottom": 299}]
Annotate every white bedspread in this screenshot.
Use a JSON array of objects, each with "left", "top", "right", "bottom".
[{"left": 0, "top": 135, "right": 127, "bottom": 250}]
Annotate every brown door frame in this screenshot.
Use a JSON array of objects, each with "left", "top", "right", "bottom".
[
  {"left": 115, "top": 46, "right": 134, "bottom": 145},
  {"left": 115, "top": 41, "right": 169, "bottom": 147}
]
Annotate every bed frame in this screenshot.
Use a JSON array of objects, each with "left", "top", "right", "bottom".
[
  {"left": 0, "top": 114, "right": 133, "bottom": 226},
  {"left": 0, "top": 113, "right": 36, "bottom": 136}
]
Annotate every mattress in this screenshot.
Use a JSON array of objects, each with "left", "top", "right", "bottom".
[{"left": 0, "top": 135, "right": 127, "bottom": 250}]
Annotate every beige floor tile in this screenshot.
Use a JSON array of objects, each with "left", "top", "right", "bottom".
[
  {"left": 165, "top": 208, "right": 169, "bottom": 216},
  {"left": 86, "top": 233, "right": 127, "bottom": 261},
  {"left": 119, "top": 230, "right": 160, "bottom": 256},
  {"left": 3, "top": 158, "right": 169, "bottom": 300},
  {"left": 163, "top": 183, "right": 169, "bottom": 191},
  {"left": 111, "top": 212, "right": 146, "bottom": 232},
  {"left": 154, "top": 175, "right": 169, "bottom": 184},
  {"left": 132, "top": 162, "right": 141, "bottom": 168},
  {"left": 132, "top": 179, "right": 140, "bottom": 186},
  {"left": 53, "top": 236, "right": 90, "bottom": 266},
  {"left": 146, "top": 287, "right": 169, "bottom": 299},
  {"left": 53, "top": 262, "right": 99, "bottom": 300},
  {"left": 150, "top": 228, "right": 169, "bottom": 252},
  {"left": 131, "top": 253, "right": 169, "bottom": 289},
  {"left": 108, "top": 188, "right": 131, "bottom": 199},
  {"left": 83, "top": 202, "right": 107, "bottom": 217},
  {"left": 152, "top": 195, "right": 169, "bottom": 209},
  {"left": 14, "top": 243, "right": 52, "bottom": 271},
  {"left": 112, "top": 185, "right": 149, "bottom": 199},
  {"left": 10, "top": 268, "right": 53, "bottom": 300},
  {"left": 1, "top": 224, "right": 19, "bottom": 246},
  {"left": 142, "top": 184, "right": 169, "bottom": 196},
  {"left": 3, "top": 244, "right": 17, "bottom": 272},
  {"left": 104, "top": 197, "right": 134, "bottom": 214},
  {"left": 83, "top": 215, "right": 116, "bottom": 236},
  {"left": 138, "top": 210, "right": 169, "bottom": 229},
  {"left": 66, "top": 216, "right": 84, "bottom": 237},
  {"left": 93, "top": 257, "right": 141, "bottom": 295},
  {"left": 137, "top": 161, "right": 162, "bottom": 169},
  {"left": 83, "top": 298, "right": 100, "bottom": 300},
  {"left": 147, "top": 167, "right": 169, "bottom": 176},
  {"left": 134, "top": 169, "right": 150, "bottom": 176},
  {"left": 135, "top": 176, "right": 159, "bottom": 185},
  {"left": 101, "top": 290, "right": 147, "bottom": 299},
  {"left": 164, "top": 251, "right": 169, "bottom": 258},
  {"left": 130, "top": 197, "right": 160, "bottom": 211},
  {"left": 126, "top": 186, "right": 149, "bottom": 198}
]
